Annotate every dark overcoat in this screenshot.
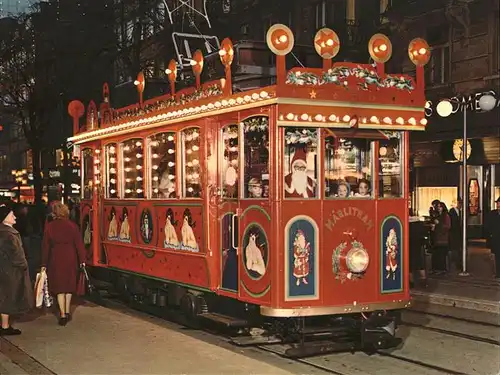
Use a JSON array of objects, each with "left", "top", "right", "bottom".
[{"left": 0, "top": 224, "right": 33, "bottom": 315}]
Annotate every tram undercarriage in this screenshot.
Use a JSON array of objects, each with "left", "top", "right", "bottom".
[{"left": 89, "top": 268, "right": 402, "bottom": 358}]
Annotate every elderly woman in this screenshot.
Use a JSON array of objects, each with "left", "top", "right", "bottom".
[
  {"left": 0, "top": 204, "right": 33, "bottom": 336},
  {"left": 42, "top": 202, "right": 86, "bottom": 326}
]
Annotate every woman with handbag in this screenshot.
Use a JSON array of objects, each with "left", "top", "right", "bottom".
[
  {"left": 430, "top": 201, "right": 451, "bottom": 275},
  {"left": 41, "top": 202, "right": 86, "bottom": 326}
]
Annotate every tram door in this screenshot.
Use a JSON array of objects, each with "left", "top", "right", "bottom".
[{"left": 218, "top": 124, "right": 240, "bottom": 294}]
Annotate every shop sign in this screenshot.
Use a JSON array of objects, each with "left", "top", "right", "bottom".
[
  {"left": 425, "top": 90, "right": 499, "bottom": 117},
  {"left": 49, "top": 170, "right": 61, "bottom": 178}
]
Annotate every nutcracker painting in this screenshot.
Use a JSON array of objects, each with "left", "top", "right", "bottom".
[
  {"left": 381, "top": 216, "right": 403, "bottom": 293},
  {"left": 285, "top": 216, "right": 319, "bottom": 301}
]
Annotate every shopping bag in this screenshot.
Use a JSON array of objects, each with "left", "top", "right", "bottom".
[
  {"left": 42, "top": 273, "right": 53, "bottom": 308},
  {"left": 34, "top": 272, "right": 44, "bottom": 308}
]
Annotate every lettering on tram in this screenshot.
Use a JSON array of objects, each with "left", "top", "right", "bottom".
[
  {"left": 243, "top": 116, "right": 269, "bottom": 199},
  {"left": 325, "top": 206, "right": 374, "bottom": 231},
  {"left": 284, "top": 128, "right": 318, "bottom": 199}
]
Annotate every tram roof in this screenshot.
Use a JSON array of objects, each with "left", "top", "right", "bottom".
[{"left": 68, "top": 25, "right": 431, "bottom": 145}]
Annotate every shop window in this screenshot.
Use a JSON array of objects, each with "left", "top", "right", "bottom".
[
  {"left": 222, "top": 125, "right": 239, "bottom": 199},
  {"left": 425, "top": 45, "right": 450, "bottom": 86},
  {"left": 105, "top": 143, "right": 118, "bottom": 198},
  {"left": 181, "top": 127, "right": 201, "bottom": 198},
  {"left": 325, "top": 135, "right": 372, "bottom": 198},
  {"left": 283, "top": 127, "right": 318, "bottom": 199},
  {"left": 149, "top": 132, "right": 176, "bottom": 198},
  {"left": 82, "top": 148, "right": 93, "bottom": 199},
  {"left": 121, "top": 138, "right": 144, "bottom": 198},
  {"left": 378, "top": 132, "right": 403, "bottom": 198},
  {"left": 243, "top": 116, "right": 269, "bottom": 199},
  {"left": 416, "top": 187, "right": 457, "bottom": 217}
]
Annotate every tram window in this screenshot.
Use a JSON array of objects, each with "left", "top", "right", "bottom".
[
  {"left": 105, "top": 143, "right": 118, "bottom": 198},
  {"left": 121, "top": 138, "right": 145, "bottom": 199},
  {"left": 181, "top": 127, "right": 201, "bottom": 198},
  {"left": 82, "top": 148, "right": 93, "bottom": 199},
  {"left": 324, "top": 136, "right": 372, "bottom": 199},
  {"left": 222, "top": 125, "right": 239, "bottom": 199},
  {"left": 378, "top": 132, "right": 403, "bottom": 198},
  {"left": 149, "top": 132, "right": 176, "bottom": 199},
  {"left": 283, "top": 127, "right": 318, "bottom": 199},
  {"left": 242, "top": 116, "right": 269, "bottom": 199}
]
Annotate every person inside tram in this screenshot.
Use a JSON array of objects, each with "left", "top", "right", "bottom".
[
  {"left": 337, "top": 180, "right": 350, "bottom": 198},
  {"left": 247, "top": 178, "right": 263, "bottom": 198},
  {"left": 354, "top": 179, "right": 370, "bottom": 198}
]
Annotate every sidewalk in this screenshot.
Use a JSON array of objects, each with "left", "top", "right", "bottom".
[
  {"left": 410, "top": 243, "right": 500, "bottom": 324},
  {"left": 0, "top": 301, "right": 310, "bottom": 375}
]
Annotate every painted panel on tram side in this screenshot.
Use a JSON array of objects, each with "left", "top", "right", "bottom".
[
  {"left": 139, "top": 209, "right": 153, "bottom": 245},
  {"left": 104, "top": 205, "right": 137, "bottom": 244},
  {"left": 380, "top": 215, "right": 403, "bottom": 294},
  {"left": 284, "top": 216, "right": 319, "bottom": 301},
  {"left": 321, "top": 200, "right": 377, "bottom": 306},
  {"left": 221, "top": 212, "right": 238, "bottom": 292},
  {"left": 80, "top": 202, "right": 94, "bottom": 264},
  {"left": 104, "top": 243, "right": 211, "bottom": 288},
  {"left": 155, "top": 204, "right": 203, "bottom": 252},
  {"left": 238, "top": 205, "right": 272, "bottom": 303}
]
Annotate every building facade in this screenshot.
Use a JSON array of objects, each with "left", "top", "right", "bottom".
[{"left": 385, "top": 0, "right": 500, "bottom": 237}]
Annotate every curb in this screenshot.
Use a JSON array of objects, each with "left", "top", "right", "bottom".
[{"left": 410, "top": 291, "right": 500, "bottom": 314}]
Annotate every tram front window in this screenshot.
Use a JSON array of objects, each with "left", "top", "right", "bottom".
[
  {"left": 149, "top": 132, "right": 176, "bottom": 199},
  {"left": 82, "top": 148, "right": 93, "bottom": 199},
  {"left": 242, "top": 116, "right": 269, "bottom": 199},
  {"left": 378, "top": 132, "right": 403, "bottom": 198},
  {"left": 105, "top": 143, "right": 118, "bottom": 198},
  {"left": 222, "top": 124, "right": 239, "bottom": 199},
  {"left": 181, "top": 127, "right": 201, "bottom": 198},
  {"left": 324, "top": 135, "right": 372, "bottom": 199},
  {"left": 283, "top": 127, "right": 318, "bottom": 199},
  {"left": 121, "top": 138, "right": 145, "bottom": 199}
]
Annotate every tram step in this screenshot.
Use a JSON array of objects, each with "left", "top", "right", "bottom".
[
  {"left": 231, "top": 334, "right": 282, "bottom": 346},
  {"left": 198, "top": 312, "right": 248, "bottom": 327}
]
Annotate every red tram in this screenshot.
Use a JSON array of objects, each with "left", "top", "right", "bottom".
[{"left": 68, "top": 25, "right": 431, "bottom": 356}]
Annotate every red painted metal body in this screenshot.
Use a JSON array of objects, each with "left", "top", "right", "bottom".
[{"left": 70, "top": 25, "right": 429, "bottom": 317}]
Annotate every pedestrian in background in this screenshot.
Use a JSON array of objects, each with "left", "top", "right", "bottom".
[
  {"left": 41, "top": 202, "right": 86, "bottom": 326},
  {"left": 430, "top": 201, "right": 451, "bottom": 275},
  {"left": 485, "top": 197, "right": 500, "bottom": 279},
  {"left": 448, "top": 198, "right": 463, "bottom": 272},
  {"left": 0, "top": 204, "right": 33, "bottom": 336}
]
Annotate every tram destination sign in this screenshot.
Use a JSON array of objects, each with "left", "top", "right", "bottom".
[{"left": 425, "top": 89, "right": 499, "bottom": 117}]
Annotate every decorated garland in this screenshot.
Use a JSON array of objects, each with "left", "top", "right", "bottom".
[
  {"left": 243, "top": 116, "right": 268, "bottom": 132},
  {"left": 284, "top": 128, "right": 318, "bottom": 146}
]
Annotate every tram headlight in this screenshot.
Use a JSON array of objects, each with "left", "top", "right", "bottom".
[{"left": 346, "top": 247, "right": 369, "bottom": 273}]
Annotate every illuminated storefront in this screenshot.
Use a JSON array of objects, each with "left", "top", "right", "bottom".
[{"left": 411, "top": 89, "right": 500, "bottom": 237}]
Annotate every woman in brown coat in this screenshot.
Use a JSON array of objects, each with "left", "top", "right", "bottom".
[
  {"left": 41, "top": 202, "right": 86, "bottom": 326},
  {"left": 0, "top": 204, "right": 33, "bottom": 335}
]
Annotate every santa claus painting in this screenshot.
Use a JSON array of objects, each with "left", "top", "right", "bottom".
[
  {"left": 284, "top": 148, "right": 316, "bottom": 198},
  {"left": 293, "top": 229, "right": 311, "bottom": 286},
  {"left": 385, "top": 228, "right": 398, "bottom": 280}
]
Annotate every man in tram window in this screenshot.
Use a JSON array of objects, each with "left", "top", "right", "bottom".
[
  {"left": 336, "top": 180, "right": 350, "bottom": 198},
  {"left": 284, "top": 148, "right": 316, "bottom": 198},
  {"left": 247, "top": 178, "right": 263, "bottom": 198},
  {"left": 354, "top": 179, "right": 370, "bottom": 197}
]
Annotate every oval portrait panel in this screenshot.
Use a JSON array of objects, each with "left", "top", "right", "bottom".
[
  {"left": 140, "top": 209, "right": 153, "bottom": 244},
  {"left": 242, "top": 223, "right": 268, "bottom": 279}
]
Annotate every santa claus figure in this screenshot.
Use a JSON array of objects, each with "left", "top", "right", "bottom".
[
  {"left": 385, "top": 228, "right": 398, "bottom": 280},
  {"left": 293, "top": 229, "right": 310, "bottom": 286},
  {"left": 284, "top": 148, "right": 316, "bottom": 198}
]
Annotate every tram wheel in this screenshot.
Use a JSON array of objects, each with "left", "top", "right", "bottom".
[{"left": 180, "top": 293, "right": 199, "bottom": 321}]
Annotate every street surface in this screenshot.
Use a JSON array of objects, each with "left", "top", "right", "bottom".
[{"left": 0, "top": 300, "right": 499, "bottom": 375}]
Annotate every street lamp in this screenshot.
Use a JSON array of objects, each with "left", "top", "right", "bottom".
[{"left": 436, "top": 93, "right": 496, "bottom": 276}]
